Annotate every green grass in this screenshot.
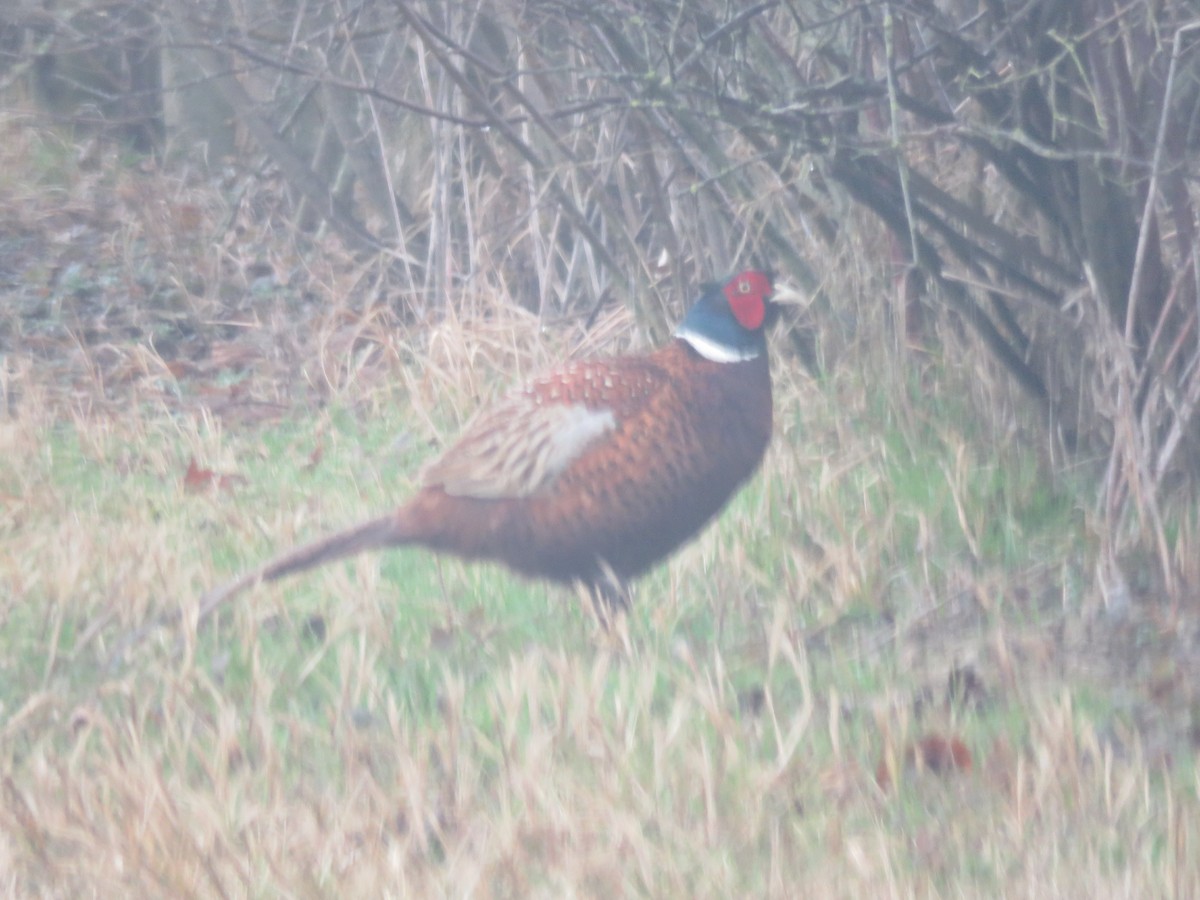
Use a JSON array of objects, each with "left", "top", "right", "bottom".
[
  {"left": 1, "top": 337, "right": 1198, "bottom": 895},
  {"left": 2, "top": 87, "right": 1195, "bottom": 896}
]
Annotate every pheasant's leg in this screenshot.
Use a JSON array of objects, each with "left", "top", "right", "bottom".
[
  {"left": 584, "top": 561, "right": 630, "bottom": 630},
  {"left": 573, "top": 580, "right": 630, "bottom": 655}
]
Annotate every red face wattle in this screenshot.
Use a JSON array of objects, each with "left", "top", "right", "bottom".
[{"left": 723, "top": 270, "right": 773, "bottom": 330}]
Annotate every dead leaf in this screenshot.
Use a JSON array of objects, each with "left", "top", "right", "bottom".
[
  {"left": 183, "top": 457, "right": 246, "bottom": 493},
  {"left": 876, "top": 732, "right": 972, "bottom": 791},
  {"left": 304, "top": 442, "right": 324, "bottom": 472}
]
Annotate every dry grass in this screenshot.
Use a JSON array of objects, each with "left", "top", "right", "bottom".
[
  {"left": 5, "top": 315, "right": 1200, "bottom": 897},
  {"left": 1, "top": 118, "right": 1199, "bottom": 898}
]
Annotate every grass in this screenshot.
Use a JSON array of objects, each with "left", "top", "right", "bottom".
[
  {"left": 3, "top": 331, "right": 1198, "bottom": 896},
  {"left": 1, "top": 116, "right": 1198, "bottom": 897}
]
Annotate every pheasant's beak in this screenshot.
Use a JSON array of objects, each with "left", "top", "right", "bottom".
[{"left": 768, "top": 279, "right": 809, "bottom": 308}]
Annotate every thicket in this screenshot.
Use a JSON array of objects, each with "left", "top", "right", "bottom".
[{"left": 5, "top": 0, "right": 1198, "bottom": 597}]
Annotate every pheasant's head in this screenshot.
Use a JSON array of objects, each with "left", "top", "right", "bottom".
[{"left": 674, "top": 270, "right": 774, "bottom": 363}]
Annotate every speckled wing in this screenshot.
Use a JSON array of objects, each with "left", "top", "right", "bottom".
[
  {"left": 422, "top": 397, "right": 617, "bottom": 499},
  {"left": 420, "top": 358, "right": 669, "bottom": 501}
]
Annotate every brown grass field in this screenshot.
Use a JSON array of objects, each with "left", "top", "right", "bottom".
[{"left": 1, "top": 115, "right": 1198, "bottom": 897}]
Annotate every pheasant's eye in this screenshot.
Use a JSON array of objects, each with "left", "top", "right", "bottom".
[{"left": 737, "top": 277, "right": 752, "bottom": 294}]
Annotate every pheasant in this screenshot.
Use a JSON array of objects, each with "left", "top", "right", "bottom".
[{"left": 196, "top": 270, "right": 776, "bottom": 623}]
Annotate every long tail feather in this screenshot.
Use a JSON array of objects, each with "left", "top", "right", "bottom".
[
  {"left": 108, "top": 513, "right": 407, "bottom": 670},
  {"left": 195, "top": 514, "right": 405, "bottom": 623}
]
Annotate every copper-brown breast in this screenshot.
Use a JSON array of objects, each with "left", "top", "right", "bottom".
[{"left": 399, "top": 340, "right": 772, "bottom": 585}]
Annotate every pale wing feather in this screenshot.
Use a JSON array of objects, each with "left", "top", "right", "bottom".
[{"left": 422, "top": 396, "right": 616, "bottom": 499}]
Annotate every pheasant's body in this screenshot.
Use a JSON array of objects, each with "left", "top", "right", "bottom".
[
  {"left": 197, "top": 271, "right": 775, "bottom": 621},
  {"left": 398, "top": 340, "right": 771, "bottom": 585}
]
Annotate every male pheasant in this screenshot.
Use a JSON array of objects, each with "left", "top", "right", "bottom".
[{"left": 197, "top": 270, "right": 775, "bottom": 622}]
